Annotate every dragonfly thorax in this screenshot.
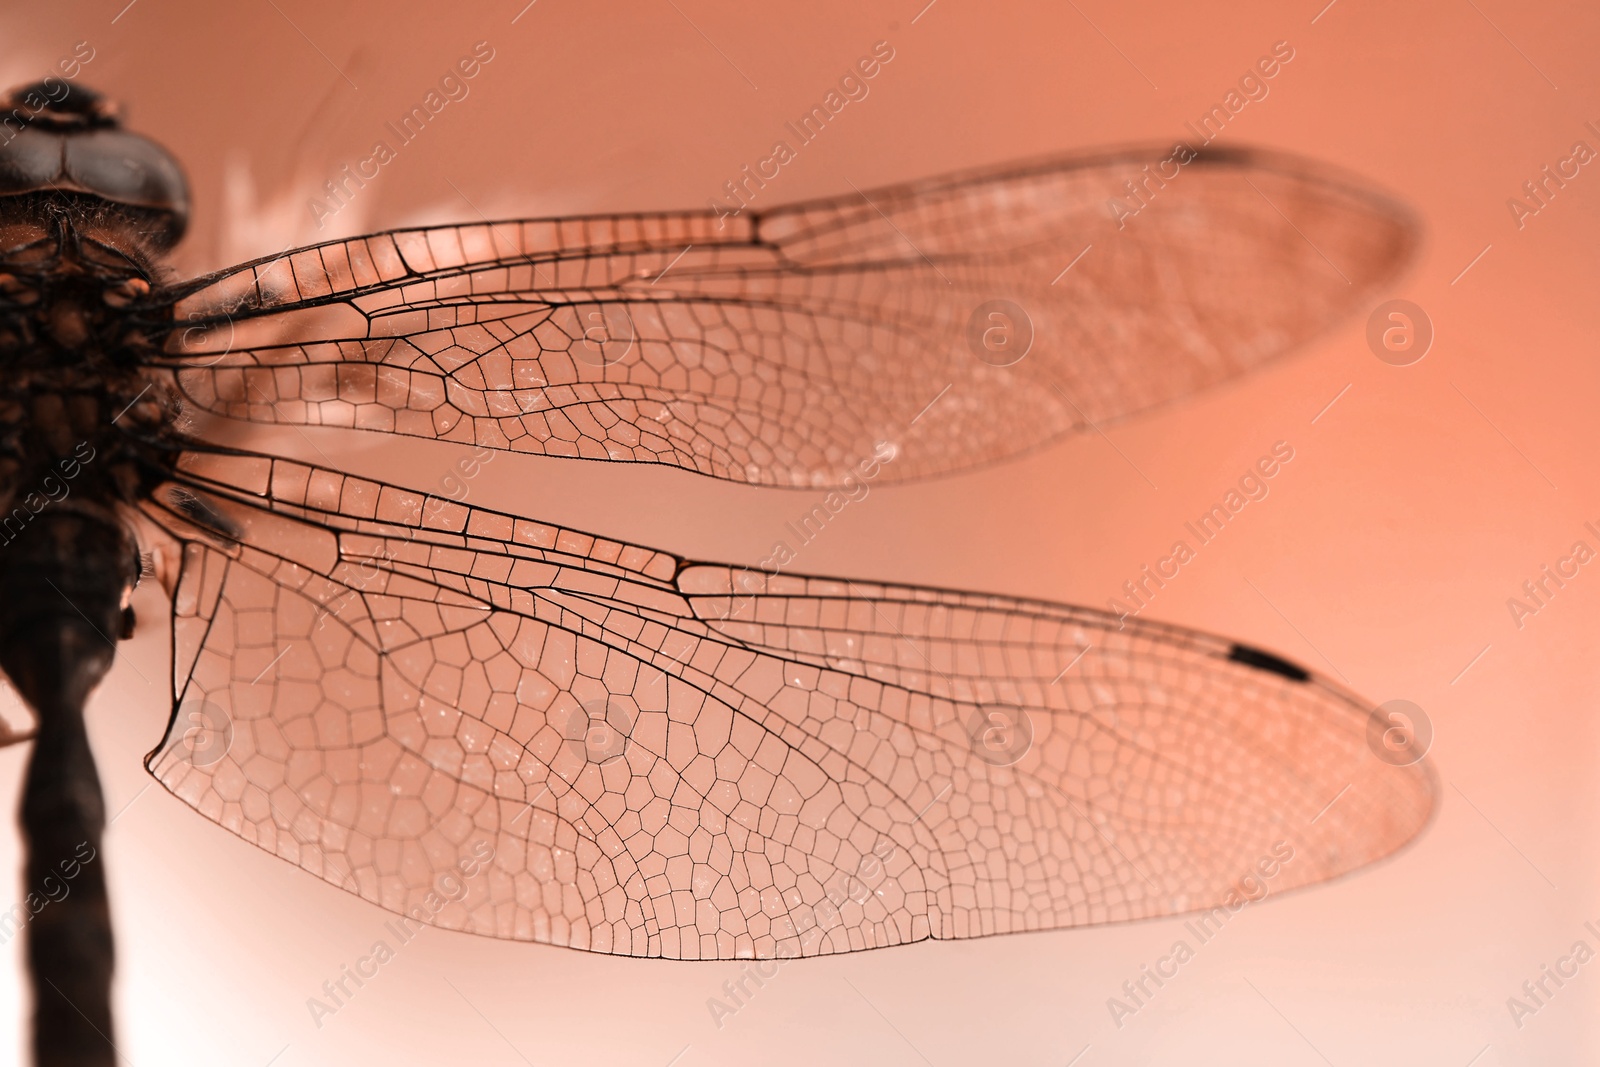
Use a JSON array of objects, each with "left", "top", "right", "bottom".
[
  {"left": 0, "top": 209, "right": 175, "bottom": 498},
  {"left": 0, "top": 227, "right": 160, "bottom": 358}
]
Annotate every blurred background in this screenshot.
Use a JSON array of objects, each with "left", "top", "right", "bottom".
[{"left": 2, "top": 0, "right": 1598, "bottom": 1063}]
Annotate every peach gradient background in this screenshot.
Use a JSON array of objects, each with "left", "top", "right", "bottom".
[{"left": 2, "top": 1, "right": 1598, "bottom": 1064}]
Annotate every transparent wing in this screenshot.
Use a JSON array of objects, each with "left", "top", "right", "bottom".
[
  {"left": 156, "top": 147, "right": 1416, "bottom": 487},
  {"left": 138, "top": 451, "right": 1434, "bottom": 959}
]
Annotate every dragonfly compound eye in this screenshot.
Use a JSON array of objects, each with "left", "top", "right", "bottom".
[
  {"left": 0, "top": 81, "right": 121, "bottom": 129},
  {"left": 0, "top": 81, "right": 189, "bottom": 248}
]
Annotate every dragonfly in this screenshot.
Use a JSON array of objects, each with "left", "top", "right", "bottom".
[{"left": 0, "top": 80, "right": 1435, "bottom": 1066}]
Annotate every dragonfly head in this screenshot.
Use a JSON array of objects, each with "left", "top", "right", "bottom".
[{"left": 0, "top": 81, "right": 189, "bottom": 249}]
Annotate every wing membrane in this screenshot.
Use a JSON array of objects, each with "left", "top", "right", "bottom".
[
  {"left": 157, "top": 147, "right": 1416, "bottom": 486},
  {"left": 138, "top": 451, "right": 1434, "bottom": 958}
]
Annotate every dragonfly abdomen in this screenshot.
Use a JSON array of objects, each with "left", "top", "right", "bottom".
[{"left": 0, "top": 510, "right": 134, "bottom": 1067}]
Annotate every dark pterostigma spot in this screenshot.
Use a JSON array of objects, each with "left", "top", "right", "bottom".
[{"left": 1226, "top": 643, "right": 1311, "bottom": 682}]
